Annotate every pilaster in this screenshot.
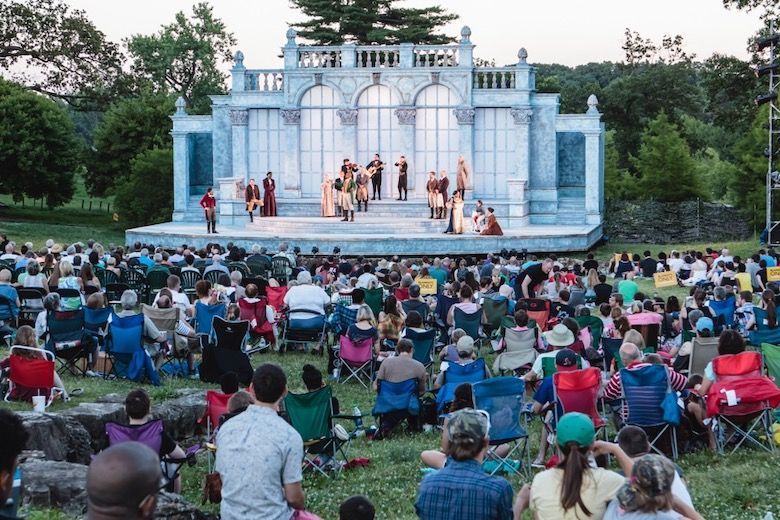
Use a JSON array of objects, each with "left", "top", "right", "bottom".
[
  {"left": 510, "top": 107, "right": 533, "bottom": 183},
  {"left": 338, "top": 108, "right": 359, "bottom": 165},
  {"left": 281, "top": 108, "right": 301, "bottom": 197},
  {"left": 454, "top": 107, "right": 475, "bottom": 193},
  {"left": 395, "top": 107, "right": 416, "bottom": 194},
  {"left": 229, "top": 109, "right": 249, "bottom": 188}
]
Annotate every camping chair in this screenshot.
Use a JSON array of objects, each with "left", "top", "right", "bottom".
[
  {"left": 45, "top": 309, "right": 88, "bottom": 376},
  {"left": 749, "top": 307, "right": 780, "bottom": 346},
  {"left": 329, "top": 304, "right": 359, "bottom": 337},
  {"left": 372, "top": 378, "right": 421, "bottom": 436},
  {"left": 521, "top": 298, "right": 551, "bottom": 331},
  {"left": 17, "top": 288, "right": 46, "bottom": 324},
  {"left": 481, "top": 298, "right": 508, "bottom": 337},
  {"left": 337, "top": 335, "right": 374, "bottom": 388},
  {"left": 602, "top": 337, "right": 625, "bottom": 372},
  {"left": 620, "top": 364, "right": 679, "bottom": 459},
  {"left": 265, "top": 286, "right": 288, "bottom": 314},
  {"left": 687, "top": 337, "right": 720, "bottom": 377},
  {"left": 143, "top": 304, "right": 191, "bottom": 376},
  {"left": 435, "top": 357, "right": 487, "bottom": 413},
  {"left": 708, "top": 351, "right": 778, "bottom": 454},
  {"left": 199, "top": 317, "right": 253, "bottom": 386},
  {"left": 402, "top": 299, "right": 429, "bottom": 323},
  {"left": 762, "top": 343, "right": 780, "bottom": 386},
  {"left": 271, "top": 257, "right": 293, "bottom": 284},
  {"left": 433, "top": 293, "right": 457, "bottom": 343},
  {"left": 709, "top": 298, "right": 736, "bottom": 330},
  {"left": 576, "top": 315, "right": 604, "bottom": 346},
  {"left": 198, "top": 390, "right": 232, "bottom": 471},
  {"left": 105, "top": 420, "right": 199, "bottom": 491},
  {"left": 472, "top": 376, "right": 529, "bottom": 476},
  {"left": 394, "top": 287, "right": 410, "bottom": 302},
  {"left": 194, "top": 302, "right": 226, "bottom": 340},
  {"left": 553, "top": 367, "right": 606, "bottom": 437},
  {"left": 282, "top": 309, "right": 327, "bottom": 353},
  {"left": 237, "top": 297, "right": 274, "bottom": 352},
  {"left": 631, "top": 323, "right": 660, "bottom": 352},
  {"left": 453, "top": 307, "right": 485, "bottom": 349},
  {"left": 407, "top": 328, "right": 437, "bottom": 384},
  {"left": 364, "top": 288, "right": 384, "bottom": 319},
  {"left": 493, "top": 328, "right": 537, "bottom": 376},
  {"left": 5, "top": 346, "right": 61, "bottom": 403},
  {"left": 541, "top": 355, "right": 583, "bottom": 377},
  {"left": 285, "top": 386, "right": 350, "bottom": 477},
  {"left": 106, "top": 312, "right": 160, "bottom": 385},
  {"left": 179, "top": 270, "right": 202, "bottom": 302},
  {"left": 83, "top": 306, "right": 112, "bottom": 361}
]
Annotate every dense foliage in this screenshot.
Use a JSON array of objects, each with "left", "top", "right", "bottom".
[{"left": 113, "top": 148, "right": 173, "bottom": 227}]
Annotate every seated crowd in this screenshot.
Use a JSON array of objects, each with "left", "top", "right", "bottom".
[{"left": 2, "top": 235, "right": 780, "bottom": 519}]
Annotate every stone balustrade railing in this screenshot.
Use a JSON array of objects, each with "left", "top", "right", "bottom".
[
  {"left": 244, "top": 70, "right": 284, "bottom": 91},
  {"left": 355, "top": 45, "right": 401, "bottom": 68},
  {"left": 413, "top": 45, "right": 460, "bottom": 67},
  {"left": 473, "top": 68, "right": 516, "bottom": 89},
  {"left": 298, "top": 46, "right": 342, "bottom": 68}
]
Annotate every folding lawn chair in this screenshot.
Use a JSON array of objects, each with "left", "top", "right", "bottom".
[
  {"left": 708, "top": 351, "right": 779, "bottom": 454},
  {"left": 407, "top": 328, "right": 437, "bottom": 385},
  {"left": 522, "top": 298, "right": 551, "bottom": 331},
  {"left": 45, "top": 309, "right": 88, "bottom": 376},
  {"left": 4, "top": 346, "right": 62, "bottom": 403},
  {"left": 238, "top": 297, "right": 274, "bottom": 352},
  {"left": 553, "top": 367, "right": 607, "bottom": 438},
  {"left": 472, "top": 376, "right": 529, "bottom": 476},
  {"left": 372, "top": 378, "right": 420, "bottom": 437},
  {"left": 337, "top": 335, "right": 374, "bottom": 388},
  {"left": 493, "top": 328, "right": 537, "bottom": 376},
  {"left": 602, "top": 337, "right": 624, "bottom": 371},
  {"left": 453, "top": 307, "right": 485, "bottom": 348},
  {"left": 199, "top": 317, "right": 253, "bottom": 386},
  {"left": 481, "top": 298, "right": 508, "bottom": 337},
  {"left": 435, "top": 357, "right": 487, "bottom": 413},
  {"left": 364, "top": 288, "right": 384, "bottom": 319},
  {"left": 194, "top": 302, "right": 227, "bottom": 340},
  {"left": 105, "top": 420, "right": 199, "bottom": 491},
  {"left": 761, "top": 343, "right": 780, "bottom": 385},
  {"left": 620, "top": 364, "right": 679, "bottom": 459},
  {"left": 106, "top": 312, "right": 160, "bottom": 385},
  {"left": 687, "top": 337, "right": 720, "bottom": 377},
  {"left": 285, "top": 386, "right": 350, "bottom": 477}
]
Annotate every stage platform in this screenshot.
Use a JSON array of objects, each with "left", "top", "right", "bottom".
[{"left": 126, "top": 214, "right": 603, "bottom": 256}]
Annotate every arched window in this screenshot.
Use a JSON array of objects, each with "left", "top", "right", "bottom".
[
  {"left": 415, "top": 85, "right": 459, "bottom": 185},
  {"left": 474, "top": 108, "right": 513, "bottom": 198},
  {"left": 248, "top": 109, "right": 282, "bottom": 188},
  {"left": 356, "top": 85, "right": 401, "bottom": 198},
  {"left": 300, "top": 86, "right": 339, "bottom": 197}
]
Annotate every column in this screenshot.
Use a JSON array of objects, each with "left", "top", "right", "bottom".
[
  {"left": 337, "top": 108, "right": 358, "bottom": 163},
  {"left": 281, "top": 109, "right": 301, "bottom": 197},
  {"left": 506, "top": 107, "right": 533, "bottom": 228},
  {"left": 584, "top": 130, "right": 602, "bottom": 225},
  {"left": 171, "top": 131, "right": 190, "bottom": 222},
  {"left": 453, "top": 107, "right": 475, "bottom": 194},
  {"left": 229, "top": 109, "right": 249, "bottom": 184},
  {"left": 395, "top": 106, "right": 416, "bottom": 194}
]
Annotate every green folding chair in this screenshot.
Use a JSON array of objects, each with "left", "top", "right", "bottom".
[
  {"left": 364, "top": 287, "right": 384, "bottom": 319},
  {"left": 761, "top": 343, "right": 780, "bottom": 387},
  {"left": 576, "top": 315, "right": 603, "bottom": 347},
  {"left": 283, "top": 386, "right": 349, "bottom": 478},
  {"left": 482, "top": 298, "right": 508, "bottom": 337}
]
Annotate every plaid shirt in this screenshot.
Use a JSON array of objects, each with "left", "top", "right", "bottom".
[{"left": 415, "top": 458, "right": 513, "bottom": 520}]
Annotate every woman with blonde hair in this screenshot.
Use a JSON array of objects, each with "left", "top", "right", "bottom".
[
  {"left": 57, "top": 260, "right": 83, "bottom": 310},
  {"left": 1, "top": 325, "right": 69, "bottom": 401}
]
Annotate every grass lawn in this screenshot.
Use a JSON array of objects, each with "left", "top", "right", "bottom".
[{"left": 3, "top": 344, "right": 777, "bottom": 520}]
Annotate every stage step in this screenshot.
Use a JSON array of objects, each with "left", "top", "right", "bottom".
[{"left": 247, "top": 216, "right": 462, "bottom": 235}]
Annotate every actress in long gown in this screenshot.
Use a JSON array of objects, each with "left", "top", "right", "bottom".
[
  {"left": 480, "top": 207, "right": 504, "bottom": 236},
  {"left": 263, "top": 172, "right": 277, "bottom": 216},
  {"left": 444, "top": 191, "right": 465, "bottom": 234},
  {"left": 321, "top": 175, "right": 335, "bottom": 217}
]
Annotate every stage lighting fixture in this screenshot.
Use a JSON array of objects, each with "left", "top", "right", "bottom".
[
  {"left": 756, "top": 92, "right": 778, "bottom": 106},
  {"left": 756, "top": 63, "right": 780, "bottom": 77},
  {"left": 333, "top": 246, "right": 341, "bottom": 255},
  {"left": 293, "top": 246, "right": 301, "bottom": 255},
  {"left": 311, "top": 246, "right": 319, "bottom": 255},
  {"left": 772, "top": 170, "right": 780, "bottom": 185},
  {"left": 757, "top": 33, "right": 780, "bottom": 51}
]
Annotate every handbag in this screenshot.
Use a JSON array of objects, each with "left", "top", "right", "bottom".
[
  {"left": 202, "top": 472, "right": 222, "bottom": 504},
  {"left": 661, "top": 375, "right": 681, "bottom": 426}
]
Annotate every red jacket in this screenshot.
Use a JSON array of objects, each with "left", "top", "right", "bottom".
[{"left": 200, "top": 193, "right": 216, "bottom": 208}]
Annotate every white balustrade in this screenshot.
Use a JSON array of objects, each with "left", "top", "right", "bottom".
[
  {"left": 413, "top": 46, "right": 459, "bottom": 67},
  {"left": 244, "top": 70, "right": 284, "bottom": 92},
  {"left": 297, "top": 48, "right": 342, "bottom": 68},
  {"left": 355, "top": 46, "right": 401, "bottom": 68},
  {"left": 473, "top": 68, "right": 516, "bottom": 89}
]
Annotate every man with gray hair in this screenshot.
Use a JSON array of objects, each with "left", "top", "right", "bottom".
[
  {"left": 204, "top": 254, "right": 229, "bottom": 276},
  {"left": 169, "top": 246, "right": 185, "bottom": 265},
  {"left": 146, "top": 253, "right": 171, "bottom": 276},
  {"left": 604, "top": 342, "right": 688, "bottom": 423},
  {"left": 274, "top": 242, "right": 297, "bottom": 270},
  {"left": 283, "top": 271, "right": 329, "bottom": 330},
  {"left": 0, "top": 243, "right": 17, "bottom": 262},
  {"left": 229, "top": 271, "right": 246, "bottom": 300},
  {"left": 116, "top": 290, "right": 168, "bottom": 363}
]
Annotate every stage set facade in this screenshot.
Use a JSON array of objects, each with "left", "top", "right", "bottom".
[{"left": 127, "top": 27, "right": 606, "bottom": 254}]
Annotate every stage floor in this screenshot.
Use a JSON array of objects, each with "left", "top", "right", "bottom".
[{"left": 126, "top": 216, "right": 603, "bottom": 255}]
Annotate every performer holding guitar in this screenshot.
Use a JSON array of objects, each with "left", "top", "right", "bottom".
[
  {"left": 367, "top": 153, "right": 384, "bottom": 200},
  {"left": 245, "top": 178, "right": 262, "bottom": 222}
]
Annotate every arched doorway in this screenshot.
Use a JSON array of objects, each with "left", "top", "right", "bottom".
[
  {"left": 414, "top": 85, "right": 459, "bottom": 194},
  {"left": 300, "top": 85, "right": 339, "bottom": 197},
  {"left": 356, "top": 85, "right": 401, "bottom": 198}
]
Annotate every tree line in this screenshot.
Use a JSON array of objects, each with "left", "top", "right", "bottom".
[{"left": 0, "top": 0, "right": 775, "bottom": 226}]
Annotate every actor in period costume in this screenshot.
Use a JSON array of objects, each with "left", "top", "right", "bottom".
[
  {"left": 355, "top": 166, "right": 370, "bottom": 212},
  {"left": 472, "top": 199, "right": 485, "bottom": 232},
  {"left": 436, "top": 170, "right": 450, "bottom": 220},
  {"left": 321, "top": 174, "right": 335, "bottom": 217},
  {"left": 199, "top": 187, "right": 217, "bottom": 234},
  {"left": 394, "top": 155, "right": 408, "bottom": 201},
  {"left": 367, "top": 154, "right": 384, "bottom": 200},
  {"left": 334, "top": 170, "right": 344, "bottom": 217},
  {"left": 263, "top": 172, "right": 277, "bottom": 216},
  {"left": 245, "top": 178, "right": 262, "bottom": 222},
  {"left": 456, "top": 155, "right": 469, "bottom": 199},
  {"left": 444, "top": 191, "right": 465, "bottom": 234},
  {"left": 480, "top": 207, "right": 504, "bottom": 236},
  {"left": 341, "top": 171, "right": 356, "bottom": 222},
  {"left": 426, "top": 171, "right": 438, "bottom": 219}
]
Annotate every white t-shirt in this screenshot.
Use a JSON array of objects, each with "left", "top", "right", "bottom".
[
  {"left": 667, "top": 258, "right": 684, "bottom": 273},
  {"left": 531, "top": 467, "right": 625, "bottom": 520},
  {"left": 283, "top": 284, "right": 330, "bottom": 319}
]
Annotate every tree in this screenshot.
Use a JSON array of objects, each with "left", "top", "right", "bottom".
[
  {"left": 0, "top": 79, "right": 79, "bottom": 206},
  {"left": 0, "top": 0, "right": 124, "bottom": 109},
  {"left": 113, "top": 148, "right": 173, "bottom": 227},
  {"left": 730, "top": 106, "right": 770, "bottom": 226},
  {"left": 604, "top": 130, "right": 632, "bottom": 200},
  {"left": 622, "top": 29, "right": 695, "bottom": 65},
  {"left": 290, "top": 0, "right": 458, "bottom": 45},
  {"left": 86, "top": 92, "right": 175, "bottom": 196},
  {"left": 126, "top": 2, "right": 235, "bottom": 113},
  {"left": 699, "top": 54, "right": 761, "bottom": 136},
  {"left": 722, "top": 0, "right": 778, "bottom": 20},
  {"left": 631, "top": 112, "right": 701, "bottom": 202}
]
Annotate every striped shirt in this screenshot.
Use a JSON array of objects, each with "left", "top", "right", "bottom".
[{"left": 603, "top": 362, "right": 688, "bottom": 420}]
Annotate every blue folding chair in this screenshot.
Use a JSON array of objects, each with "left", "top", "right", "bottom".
[
  {"left": 194, "top": 302, "right": 227, "bottom": 341},
  {"left": 407, "top": 328, "right": 437, "bottom": 385},
  {"left": 472, "top": 376, "right": 529, "bottom": 476},
  {"left": 106, "top": 312, "right": 160, "bottom": 385},
  {"left": 435, "top": 357, "right": 487, "bottom": 413},
  {"left": 433, "top": 294, "right": 457, "bottom": 343},
  {"left": 453, "top": 307, "right": 485, "bottom": 348},
  {"left": 84, "top": 307, "right": 112, "bottom": 354},
  {"left": 749, "top": 307, "right": 780, "bottom": 346},
  {"left": 620, "top": 364, "right": 678, "bottom": 459},
  {"left": 45, "top": 309, "right": 87, "bottom": 376},
  {"left": 372, "top": 378, "right": 420, "bottom": 436},
  {"left": 708, "top": 298, "right": 736, "bottom": 331}
]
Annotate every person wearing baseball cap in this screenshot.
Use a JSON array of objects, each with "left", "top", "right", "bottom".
[
  {"left": 432, "top": 336, "right": 490, "bottom": 390},
  {"left": 695, "top": 316, "right": 714, "bottom": 336},
  {"left": 415, "top": 408, "right": 514, "bottom": 519},
  {"left": 514, "top": 412, "right": 634, "bottom": 520},
  {"left": 529, "top": 348, "right": 580, "bottom": 467}
]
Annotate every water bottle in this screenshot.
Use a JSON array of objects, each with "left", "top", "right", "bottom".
[{"left": 353, "top": 406, "right": 364, "bottom": 434}]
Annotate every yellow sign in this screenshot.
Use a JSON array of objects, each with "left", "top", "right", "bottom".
[
  {"left": 417, "top": 277, "right": 437, "bottom": 296},
  {"left": 653, "top": 271, "right": 678, "bottom": 288},
  {"left": 768, "top": 267, "right": 780, "bottom": 282}
]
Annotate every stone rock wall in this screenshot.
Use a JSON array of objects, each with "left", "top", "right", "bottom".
[{"left": 604, "top": 200, "right": 751, "bottom": 243}]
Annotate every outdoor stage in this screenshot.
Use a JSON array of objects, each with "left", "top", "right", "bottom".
[{"left": 126, "top": 200, "right": 602, "bottom": 255}]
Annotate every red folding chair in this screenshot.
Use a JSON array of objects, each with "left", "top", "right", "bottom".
[
  {"left": 6, "top": 346, "right": 60, "bottom": 403},
  {"left": 522, "top": 298, "right": 551, "bottom": 331},
  {"left": 394, "top": 287, "right": 410, "bottom": 302},
  {"left": 707, "top": 351, "right": 780, "bottom": 454},
  {"left": 238, "top": 297, "right": 274, "bottom": 348},
  {"left": 553, "top": 367, "right": 606, "bottom": 432},
  {"left": 337, "top": 335, "right": 374, "bottom": 388},
  {"left": 198, "top": 390, "right": 232, "bottom": 472}
]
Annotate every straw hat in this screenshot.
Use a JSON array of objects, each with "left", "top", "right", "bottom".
[{"left": 543, "top": 323, "right": 574, "bottom": 347}]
